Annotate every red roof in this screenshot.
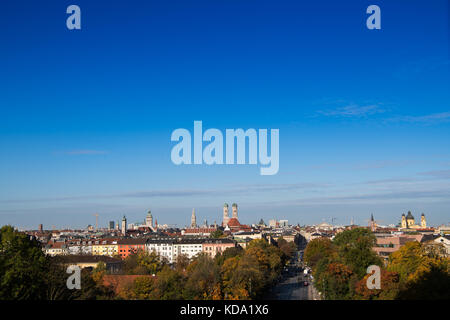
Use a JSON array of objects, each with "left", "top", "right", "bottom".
[{"left": 227, "top": 218, "right": 241, "bottom": 227}]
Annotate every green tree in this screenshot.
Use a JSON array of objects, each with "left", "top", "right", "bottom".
[
  {"left": 304, "top": 237, "right": 334, "bottom": 269},
  {"left": 123, "top": 250, "right": 165, "bottom": 275},
  {"left": 0, "top": 225, "right": 48, "bottom": 299},
  {"left": 183, "top": 254, "right": 221, "bottom": 299},
  {"left": 318, "top": 262, "right": 356, "bottom": 300},
  {"left": 333, "top": 228, "right": 382, "bottom": 278},
  {"left": 151, "top": 266, "right": 185, "bottom": 299},
  {"left": 215, "top": 246, "right": 243, "bottom": 266},
  {"left": 210, "top": 229, "right": 224, "bottom": 238}
]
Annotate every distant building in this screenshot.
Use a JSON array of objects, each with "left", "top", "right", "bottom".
[
  {"left": 232, "top": 203, "right": 238, "bottom": 219},
  {"left": 57, "top": 255, "right": 122, "bottom": 274},
  {"left": 109, "top": 221, "right": 115, "bottom": 230},
  {"left": 369, "top": 214, "right": 377, "bottom": 232},
  {"left": 222, "top": 203, "right": 230, "bottom": 227},
  {"left": 373, "top": 233, "right": 431, "bottom": 260},
  {"left": 202, "top": 239, "right": 236, "bottom": 258},
  {"left": 279, "top": 220, "right": 289, "bottom": 227},
  {"left": 433, "top": 235, "right": 450, "bottom": 255},
  {"left": 38, "top": 224, "right": 43, "bottom": 232},
  {"left": 92, "top": 238, "right": 119, "bottom": 257},
  {"left": 183, "top": 227, "right": 217, "bottom": 237},
  {"left": 191, "top": 208, "right": 197, "bottom": 228},
  {"left": 400, "top": 211, "right": 427, "bottom": 229},
  {"left": 43, "top": 240, "right": 68, "bottom": 256},
  {"left": 233, "top": 231, "right": 263, "bottom": 241},
  {"left": 118, "top": 238, "right": 147, "bottom": 259},
  {"left": 121, "top": 216, "right": 127, "bottom": 235},
  {"left": 145, "top": 210, "right": 153, "bottom": 228},
  {"left": 269, "top": 219, "right": 277, "bottom": 228}
]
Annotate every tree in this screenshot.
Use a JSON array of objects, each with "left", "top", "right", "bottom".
[
  {"left": 304, "top": 237, "right": 334, "bottom": 269},
  {"left": 333, "top": 228, "right": 382, "bottom": 278},
  {"left": 215, "top": 246, "right": 243, "bottom": 266},
  {"left": 129, "top": 276, "right": 156, "bottom": 300},
  {"left": 92, "top": 261, "right": 107, "bottom": 283},
  {"left": 210, "top": 229, "right": 224, "bottom": 238},
  {"left": 123, "top": 250, "right": 165, "bottom": 275},
  {"left": 277, "top": 237, "right": 297, "bottom": 259},
  {"left": 175, "top": 253, "right": 190, "bottom": 273},
  {"left": 354, "top": 269, "right": 400, "bottom": 300},
  {"left": 387, "top": 241, "right": 450, "bottom": 300},
  {"left": 221, "top": 254, "right": 264, "bottom": 299},
  {"left": 183, "top": 254, "right": 221, "bottom": 299},
  {"left": 151, "top": 266, "right": 185, "bottom": 299},
  {"left": 318, "top": 262, "right": 356, "bottom": 300},
  {"left": 0, "top": 225, "right": 48, "bottom": 299}
]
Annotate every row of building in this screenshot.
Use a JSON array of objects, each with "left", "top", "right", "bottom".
[{"left": 43, "top": 237, "right": 236, "bottom": 263}]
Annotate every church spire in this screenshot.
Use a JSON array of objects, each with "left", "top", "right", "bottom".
[{"left": 191, "top": 208, "right": 197, "bottom": 228}]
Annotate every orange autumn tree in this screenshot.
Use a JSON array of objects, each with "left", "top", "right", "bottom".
[
  {"left": 354, "top": 269, "right": 400, "bottom": 300},
  {"left": 387, "top": 241, "right": 450, "bottom": 300}
]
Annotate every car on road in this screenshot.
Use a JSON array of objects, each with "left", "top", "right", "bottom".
[{"left": 303, "top": 281, "right": 309, "bottom": 286}]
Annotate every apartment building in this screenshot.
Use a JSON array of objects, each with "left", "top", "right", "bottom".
[
  {"left": 118, "top": 238, "right": 147, "bottom": 259},
  {"left": 202, "top": 239, "right": 236, "bottom": 258},
  {"left": 146, "top": 238, "right": 176, "bottom": 263},
  {"left": 92, "top": 238, "right": 119, "bottom": 257},
  {"left": 67, "top": 239, "right": 93, "bottom": 255}
]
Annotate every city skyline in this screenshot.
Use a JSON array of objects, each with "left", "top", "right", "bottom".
[{"left": 1, "top": 0, "right": 449, "bottom": 229}]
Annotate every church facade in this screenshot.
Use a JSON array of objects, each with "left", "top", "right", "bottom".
[{"left": 400, "top": 211, "right": 427, "bottom": 229}]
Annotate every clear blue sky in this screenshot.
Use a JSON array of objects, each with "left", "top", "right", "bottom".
[{"left": 0, "top": 0, "right": 449, "bottom": 229}]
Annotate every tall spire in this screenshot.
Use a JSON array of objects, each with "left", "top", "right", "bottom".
[
  {"left": 146, "top": 209, "right": 153, "bottom": 228},
  {"left": 191, "top": 208, "right": 197, "bottom": 228}
]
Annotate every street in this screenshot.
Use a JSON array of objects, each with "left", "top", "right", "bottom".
[{"left": 265, "top": 250, "right": 321, "bottom": 300}]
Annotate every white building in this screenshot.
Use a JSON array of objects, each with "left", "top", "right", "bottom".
[
  {"left": 67, "top": 240, "right": 93, "bottom": 255},
  {"left": 146, "top": 238, "right": 176, "bottom": 264},
  {"left": 279, "top": 220, "right": 289, "bottom": 227},
  {"left": 434, "top": 235, "right": 450, "bottom": 255},
  {"left": 269, "top": 219, "right": 277, "bottom": 228},
  {"left": 174, "top": 239, "right": 204, "bottom": 260}
]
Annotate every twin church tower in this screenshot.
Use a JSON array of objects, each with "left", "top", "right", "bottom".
[
  {"left": 222, "top": 203, "right": 238, "bottom": 227},
  {"left": 189, "top": 203, "right": 239, "bottom": 228}
]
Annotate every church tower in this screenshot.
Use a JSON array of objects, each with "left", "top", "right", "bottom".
[
  {"left": 146, "top": 210, "right": 153, "bottom": 228},
  {"left": 121, "top": 215, "right": 127, "bottom": 235},
  {"left": 406, "top": 211, "right": 415, "bottom": 228},
  {"left": 401, "top": 213, "right": 407, "bottom": 228},
  {"left": 222, "top": 203, "right": 229, "bottom": 227},
  {"left": 369, "top": 213, "right": 377, "bottom": 232},
  {"left": 232, "top": 203, "right": 238, "bottom": 219},
  {"left": 421, "top": 213, "right": 427, "bottom": 228},
  {"left": 191, "top": 208, "right": 197, "bottom": 228}
]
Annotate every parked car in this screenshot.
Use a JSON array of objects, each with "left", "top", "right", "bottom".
[{"left": 303, "top": 281, "right": 309, "bottom": 286}]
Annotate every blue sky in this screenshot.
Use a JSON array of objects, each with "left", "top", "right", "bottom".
[{"left": 0, "top": 0, "right": 449, "bottom": 229}]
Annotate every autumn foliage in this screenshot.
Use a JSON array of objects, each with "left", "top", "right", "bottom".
[{"left": 304, "top": 228, "right": 450, "bottom": 300}]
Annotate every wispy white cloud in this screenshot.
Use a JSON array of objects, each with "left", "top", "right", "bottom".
[
  {"left": 60, "top": 150, "right": 108, "bottom": 155},
  {"left": 317, "top": 104, "right": 385, "bottom": 117},
  {"left": 387, "top": 112, "right": 450, "bottom": 124},
  {"left": 0, "top": 183, "right": 330, "bottom": 204},
  {"left": 418, "top": 170, "right": 450, "bottom": 179}
]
